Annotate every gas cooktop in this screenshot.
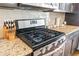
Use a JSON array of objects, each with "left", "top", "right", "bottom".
[{"left": 16, "top": 28, "right": 65, "bottom": 51}]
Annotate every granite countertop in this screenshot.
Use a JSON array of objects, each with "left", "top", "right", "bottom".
[
  {"left": 0, "top": 38, "right": 33, "bottom": 56},
  {"left": 52, "top": 25, "right": 79, "bottom": 35},
  {"left": 0, "top": 25, "right": 79, "bottom": 56}
]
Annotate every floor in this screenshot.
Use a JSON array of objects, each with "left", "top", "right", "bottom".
[{"left": 72, "top": 50, "right": 79, "bottom": 56}]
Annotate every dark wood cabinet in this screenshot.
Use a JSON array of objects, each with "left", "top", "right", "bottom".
[
  {"left": 64, "top": 35, "right": 73, "bottom": 56},
  {"left": 53, "top": 3, "right": 74, "bottom": 13},
  {"left": 71, "top": 31, "right": 79, "bottom": 54},
  {"left": 64, "top": 30, "right": 79, "bottom": 56}
]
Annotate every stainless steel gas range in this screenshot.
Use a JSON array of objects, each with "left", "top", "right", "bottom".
[{"left": 15, "top": 18, "right": 65, "bottom": 56}]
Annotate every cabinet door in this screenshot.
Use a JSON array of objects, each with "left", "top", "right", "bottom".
[
  {"left": 64, "top": 31, "right": 79, "bottom": 56},
  {"left": 59, "top": 3, "right": 66, "bottom": 10},
  {"left": 59, "top": 3, "right": 73, "bottom": 12},
  {"left": 64, "top": 39, "right": 72, "bottom": 56},
  {"left": 51, "top": 3, "right": 59, "bottom": 9},
  {"left": 71, "top": 32, "right": 79, "bottom": 54}
]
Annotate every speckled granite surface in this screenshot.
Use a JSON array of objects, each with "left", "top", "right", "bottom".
[
  {"left": 51, "top": 25, "right": 79, "bottom": 35},
  {"left": 0, "top": 38, "right": 32, "bottom": 56}
]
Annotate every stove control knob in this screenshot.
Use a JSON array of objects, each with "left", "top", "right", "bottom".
[
  {"left": 47, "top": 44, "right": 52, "bottom": 51},
  {"left": 55, "top": 42, "right": 58, "bottom": 46},
  {"left": 60, "top": 40, "right": 63, "bottom": 43},
  {"left": 46, "top": 46, "right": 48, "bottom": 50},
  {"left": 46, "top": 46, "right": 50, "bottom": 51},
  {"left": 40, "top": 48, "right": 46, "bottom": 54}
]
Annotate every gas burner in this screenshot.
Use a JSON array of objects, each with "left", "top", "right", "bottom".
[
  {"left": 30, "top": 33, "right": 44, "bottom": 42},
  {"left": 17, "top": 28, "right": 65, "bottom": 51},
  {"left": 33, "top": 37, "right": 43, "bottom": 42}
]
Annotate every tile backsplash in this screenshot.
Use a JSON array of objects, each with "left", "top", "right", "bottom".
[
  {"left": 0, "top": 9, "right": 49, "bottom": 27},
  {"left": 0, "top": 9, "right": 48, "bottom": 19},
  {"left": 48, "top": 12, "right": 65, "bottom": 28},
  {"left": 0, "top": 8, "right": 65, "bottom": 38},
  {"left": 0, "top": 9, "right": 48, "bottom": 38}
]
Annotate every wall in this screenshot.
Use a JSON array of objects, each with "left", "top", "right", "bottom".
[
  {"left": 47, "top": 12, "right": 65, "bottom": 28},
  {"left": 0, "top": 9, "right": 48, "bottom": 38},
  {"left": 65, "top": 12, "right": 79, "bottom": 26},
  {"left": 0, "top": 8, "right": 65, "bottom": 38}
]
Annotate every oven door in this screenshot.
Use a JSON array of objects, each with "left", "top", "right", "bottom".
[
  {"left": 33, "top": 36, "right": 65, "bottom": 56},
  {"left": 43, "top": 41, "right": 65, "bottom": 56}
]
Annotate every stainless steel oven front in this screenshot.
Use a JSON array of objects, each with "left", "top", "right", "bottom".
[{"left": 33, "top": 35, "right": 66, "bottom": 56}]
